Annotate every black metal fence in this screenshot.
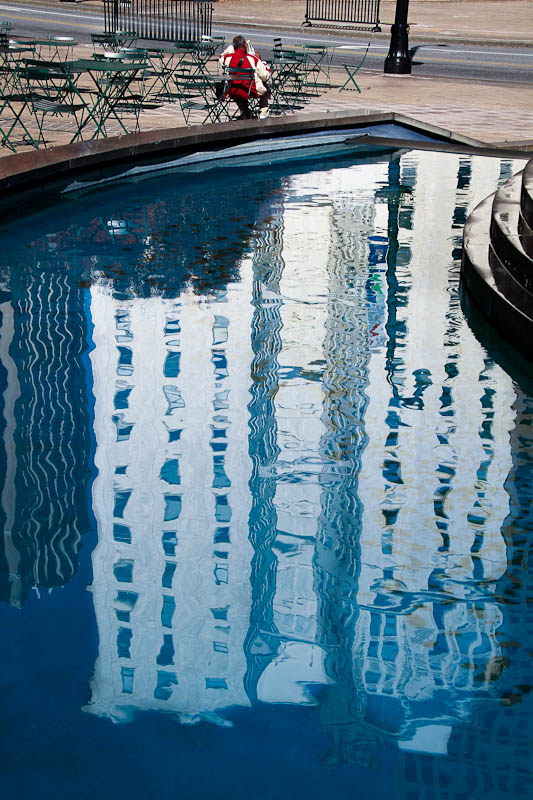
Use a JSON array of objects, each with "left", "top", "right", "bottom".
[
  {"left": 104, "top": 0, "right": 214, "bottom": 41},
  {"left": 303, "top": 0, "right": 381, "bottom": 30}
]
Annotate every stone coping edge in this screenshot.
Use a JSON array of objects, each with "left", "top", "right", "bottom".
[
  {"left": 522, "top": 158, "right": 533, "bottom": 230},
  {"left": 2, "top": 107, "right": 530, "bottom": 361},
  {"left": 461, "top": 177, "right": 533, "bottom": 361},
  {"left": 0, "top": 110, "right": 529, "bottom": 219}
]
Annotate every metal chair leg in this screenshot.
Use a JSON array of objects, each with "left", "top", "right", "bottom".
[
  {"left": 339, "top": 42, "right": 371, "bottom": 93},
  {"left": 339, "top": 64, "right": 362, "bottom": 92}
]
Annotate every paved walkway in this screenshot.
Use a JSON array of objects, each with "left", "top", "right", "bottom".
[{"left": 1, "top": 0, "right": 532, "bottom": 153}]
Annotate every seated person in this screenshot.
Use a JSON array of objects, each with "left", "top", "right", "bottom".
[{"left": 219, "top": 35, "right": 271, "bottom": 120}]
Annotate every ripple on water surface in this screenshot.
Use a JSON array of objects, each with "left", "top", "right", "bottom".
[{"left": 0, "top": 148, "right": 531, "bottom": 800}]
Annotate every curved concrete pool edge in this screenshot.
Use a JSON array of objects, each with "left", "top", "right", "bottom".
[
  {"left": 0, "top": 110, "right": 527, "bottom": 217},
  {"left": 461, "top": 158, "right": 533, "bottom": 362},
  {"left": 2, "top": 109, "right": 531, "bottom": 361}
]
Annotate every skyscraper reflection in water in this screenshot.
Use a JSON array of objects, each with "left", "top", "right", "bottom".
[
  {"left": 0, "top": 148, "right": 531, "bottom": 799},
  {"left": 0, "top": 260, "right": 91, "bottom": 607},
  {"left": 82, "top": 152, "right": 532, "bottom": 789}
]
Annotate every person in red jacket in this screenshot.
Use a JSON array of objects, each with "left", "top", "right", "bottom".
[{"left": 219, "top": 35, "right": 272, "bottom": 119}]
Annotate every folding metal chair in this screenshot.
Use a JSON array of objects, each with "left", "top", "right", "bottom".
[
  {"left": 73, "top": 57, "right": 146, "bottom": 137},
  {"left": 225, "top": 65, "right": 260, "bottom": 118},
  {"left": 270, "top": 51, "right": 310, "bottom": 114},
  {"left": 19, "top": 59, "right": 91, "bottom": 146},
  {"left": 0, "top": 22, "right": 11, "bottom": 48},
  {"left": 299, "top": 43, "right": 336, "bottom": 94},
  {"left": 339, "top": 42, "right": 371, "bottom": 93},
  {"left": 176, "top": 37, "right": 224, "bottom": 76},
  {"left": 91, "top": 30, "right": 137, "bottom": 55},
  {"left": 120, "top": 45, "right": 181, "bottom": 104},
  {"left": 0, "top": 82, "right": 38, "bottom": 151},
  {"left": 175, "top": 72, "right": 229, "bottom": 124},
  {"left": 0, "top": 46, "right": 40, "bottom": 150}
]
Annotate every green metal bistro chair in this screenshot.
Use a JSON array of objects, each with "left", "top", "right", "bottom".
[
  {"left": 10, "top": 36, "right": 78, "bottom": 62},
  {"left": 273, "top": 37, "right": 283, "bottom": 58},
  {"left": 72, "top": 57, "right": 146, "bottom": 138},
  {"left": 225, "top": 65, "right": 261, "bottom": 119},
  {"left": 175, "top": 71, "right": 232, "bottom": 125},
  {"left": 173, "top": 38, "right": 222, "bottom": 76},
  {"left": 19, "top": 59, "right": 91, "bottom": 146},
  {"left": 91, "top": 30, "right": 138, "bottom": 55},
  {"left": 0, "top": 78, "right": 38, "bottom": 151},
  {"left": 298, "top": 42, "right": 335, "bottom": 95},
  {"left": 270, "top": 51, "right": 311, "bottom": 115},
  {"left": 300, "top": 42, "right": 336, "bottom": 82},
  {"left": 0, "top": 44, "right": 40, "bottom": 150},
  {"left": 0, "top": 21, "right": 11, "bottom": 49},
  {"left": 339, "top": 42, "right": 371, "bottom": 93},
  {"left": 119, "top": 46, "right": 174, "bottom": 104},
  {"left": 277, "top": 46, "right": 324, "bottom": 98}
]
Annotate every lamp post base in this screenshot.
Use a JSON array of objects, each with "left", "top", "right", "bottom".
[
  {"left": 384, "top": 23, "right": 411, "bottom": 74},
  {"left": 384, "top": 58, "right": 412, "bottom": 74},
  {"left": 384, "top": 0, "right": 411, "bottom": 75}
]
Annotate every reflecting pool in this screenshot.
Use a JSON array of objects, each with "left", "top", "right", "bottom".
[{"left": 0, "top": 144, "right": 532, "bottom": 800}]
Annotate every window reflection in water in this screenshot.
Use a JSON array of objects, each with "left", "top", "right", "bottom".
[{"left": 0, "top": 150, "right": 531, "bottom": 797}]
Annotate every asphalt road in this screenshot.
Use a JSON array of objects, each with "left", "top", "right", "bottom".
[{"left": 1, "top": 1, "right": 533, "bottom": 85}]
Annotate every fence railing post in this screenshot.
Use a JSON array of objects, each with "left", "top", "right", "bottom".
[
  {"left": 103, "top": 0, "right": 214, "bottom": 41},
  {"left": 302, "top": 0, "right": 381, "bottom": 31}
]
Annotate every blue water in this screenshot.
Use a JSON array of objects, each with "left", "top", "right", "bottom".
[{"left": 0, "top": 145, "right": 532, "bottom": 800}]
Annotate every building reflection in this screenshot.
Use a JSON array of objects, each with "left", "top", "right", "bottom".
[
  {"left": 78, "top": 171, "right": 285, "bottom": 723},
  {"left": 0, "top": 170, "right": 276, "bottom": 608},
  {"left": 79, "top": 155, "right": 533, "bottom": 792},
  {"left": 82, "top": 159, "right": 392, "bottom": 726},
  {"left": 0, "top": 262, "right": 91, "bottom": 606},
  {"left": 355, "top": 152, "right": 514, "bottom": 759},
  {"left": 0, "top": 150, "right": 531, "bottom": 795}
]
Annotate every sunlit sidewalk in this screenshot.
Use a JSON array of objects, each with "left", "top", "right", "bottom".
[{"left": 3, "top": 55, "right": 533, "bottom": 156}]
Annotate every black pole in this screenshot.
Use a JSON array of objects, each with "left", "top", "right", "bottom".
[{"left": 384, "top": 0, "right": 411, "bottom": 74}]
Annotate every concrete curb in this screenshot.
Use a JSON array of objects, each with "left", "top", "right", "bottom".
[
  {"left": 214, "top": 17, "right": 533, "bottom": 49},
  {"left": 1, "top": 110, "right": 529, "bottom": 217},
  {"left": 461, "top": 183, "right": 533, "bottom": 361}
]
